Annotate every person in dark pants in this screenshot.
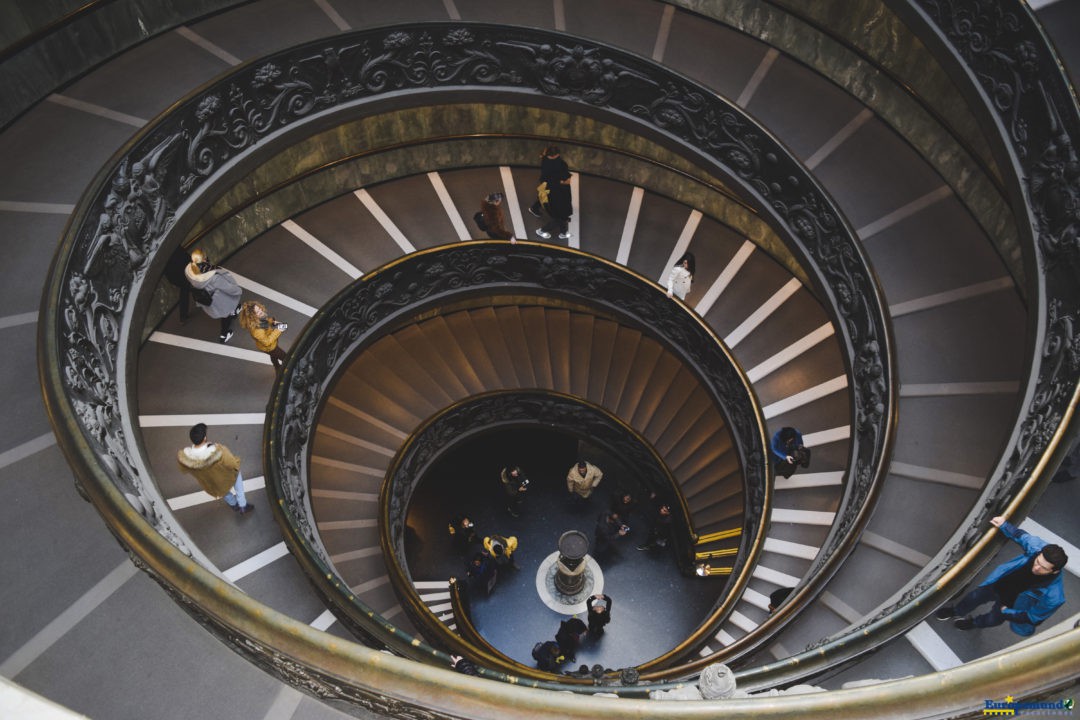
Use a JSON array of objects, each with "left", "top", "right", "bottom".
[
  {"left": 609, "top": 491, "right": 638, "bottom": 523},
  {"left": 448, "top": 515, "right": 479, "bottom": 553},
  {"left": 186, "top": 248, "right": 243, "bottom": 343},
  {"left": 770, "top": 426, "right": 810, "bottom": 479},
  {"left": 637, "top": 499, "right": 672, "bottom": 551},
  {"left": 531, "top": 640, "right": 565, "bottom": 672},
  {"left": 164, "top": 246, "right": 192, "bottom": 323},
  {"left": 936, "top": 516, "right": 1068, "bottom": 635},
  {"left": 768, "top": 587, "right": 793, "bottom": 613},
  {"left": 483, "top": 533, "right": 519, "bottom": 570},
  {"left": 586, "top": 593, "right": 612, "bottom": 637},
  {"left": 500, "top": 465, "right": 529, "bottom": 517},
  {"left": 450, "top": 655, "right": 479, "bottom": 676},
  {"left": 530, "top": 145, "right": 574, "bottom": 241},
  {"left": 555, "top": 617, "right": 587, "bottom": 662},
  {"left": 466, "top": 552, "right": 497, "bottom": 596},
  {"left": 594, "top": 511, "right": 628, "bottom": 559}
]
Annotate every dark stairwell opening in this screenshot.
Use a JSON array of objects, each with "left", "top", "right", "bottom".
[{"left": 403, "top": 426, "right": 726, "bottom": 670}]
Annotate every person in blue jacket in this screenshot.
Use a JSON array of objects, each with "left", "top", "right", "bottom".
[
  {"left": 936, "top": 516, "right": 1068, "bottom": 636},
  {"left": 771, "top": 426, "right": 810, "bottom": 479}
]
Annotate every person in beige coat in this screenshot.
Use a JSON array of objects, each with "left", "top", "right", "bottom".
[
  {"left": 566, "top": 460, "right": 604, "bottom": 499},
  {"left": 176, "top": 423, "right": 253, "bottom": 514}
]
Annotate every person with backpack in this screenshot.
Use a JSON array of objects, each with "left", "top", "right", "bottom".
[
  {"left": 531, "top": 640, "right": 565, "bottom": 672},
  {"left": 475, "top": 192, "right": 514, "bottom": 241},
  {"left": 185, "top": 248, "right": 243, "bottom": 343},
  {"left": 483, "top": 533, "right": 519, "bottom": 570},
  {"left": 770, "top": 426, "right": 811, "bottom": 479}
]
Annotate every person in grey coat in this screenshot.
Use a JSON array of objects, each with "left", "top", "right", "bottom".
[{"left": 186, "top": 248, "right": 243, "bottom": 342}]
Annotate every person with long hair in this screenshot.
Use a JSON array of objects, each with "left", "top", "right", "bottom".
[
  {"left": 666, "top": 251, "right": 696, "bottom": 300},
  {"left": 478, "top": 192, "right": 514, "bottom": 241},
  {"left": 238, "top": 300, "right": 288, "bottom": 374},
  {"left": 185, "top": 248, "right": 243, "bottom": 342}
]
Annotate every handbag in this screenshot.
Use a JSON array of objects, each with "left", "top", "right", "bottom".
[
  {"left": 473, "top": 210, "right": 488, "bottom": 232},
  {"left": 192, "top": 287, "right": 214, "bottom": 306},
  {"left": 536, "top": 181, "right": 550, "bottom": 207}
]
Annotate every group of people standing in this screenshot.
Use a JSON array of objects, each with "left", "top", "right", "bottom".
[
  {"left": 474, "top": 145, "right": 573, "bottom": 243},
  {"left": 449, "top": 513, "right": 520, "bottom": 598},
  {"left": 164, "top": 246, "right": 289, "bottom": 375},
  {"left": 532, "top": 592, "right": 613, "bottom": 672}
]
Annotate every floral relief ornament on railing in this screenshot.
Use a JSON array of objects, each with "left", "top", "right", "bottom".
[
  {"left": 45, "top": 24, "right": 891, "bottom": 692},
  {"left": 272, "top": 246, "right": 767, "bottom": 568},
  {"left": 920, "top": 1, "right": 1080, "bottom": 530},
  {"left": 809, "top": 0, "right": 1080, "bottom": 642}
]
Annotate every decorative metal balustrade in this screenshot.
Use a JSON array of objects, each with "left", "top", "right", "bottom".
[
  {"left": 39, "top": 23, "right": 894, "bottom": 679},
  {"left": 374, "top": 389, "right": 702, "bottom": 677},
  {"left": 35, "top": 5, "right": 1080, "bottom": 712},
  {"left": 729, "top": 0, "right": 1080, "bottom": 691},
  {"left": 265, "top": 243, "right": 766, "bottom": 654}
]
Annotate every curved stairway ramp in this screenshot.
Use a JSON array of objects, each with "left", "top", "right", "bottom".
[
  {"left": 4, "top": 0, "right": 1076, "bottom": 717},
  {"left": 140, "top": 156, "right": 1001, "bottom": 673},
  {"left": 152, "top": 167, "right": 852, "bottom": 656},
  {"left": 310, "top": 304, "right": 745, "bottom": 580},
  {"left": 256, "top": 159, "right": 1024, "bottom": 668}
]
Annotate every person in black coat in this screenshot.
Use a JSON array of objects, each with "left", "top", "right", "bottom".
[
  {"left": 637, "top": 496, "right": 673, "bottom": 551},
  {"left": 594, "top": 511, "right": 628, "bottom": 559},
  {"left": 555, "top": 617, "right": 587, "bottom": 662},
  {"left": 586, "top": 593, "right": 612, "bottom": 637},
  {"left": 465, "top": 551, "right": 497, "bottom": 596},
  {"left": 531, "top": 145, "right": 574, "bottom": 240},
  {"left": 532, "top": 640, "right": 565, "bottom": 672}
]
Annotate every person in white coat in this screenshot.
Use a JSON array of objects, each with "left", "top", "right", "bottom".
[{"left": 666, "top": 252, "right": 695, "bottom": 300}]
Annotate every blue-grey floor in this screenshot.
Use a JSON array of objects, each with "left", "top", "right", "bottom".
[{"left": 404, "top": 428, "right": 726, "bottom": 671}]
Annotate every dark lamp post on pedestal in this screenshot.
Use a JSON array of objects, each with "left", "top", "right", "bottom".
[{"left": 554, "top": 530, "right": 589, "bottom": 595}]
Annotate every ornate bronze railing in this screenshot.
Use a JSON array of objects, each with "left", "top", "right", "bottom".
[
  {"left": 366, "top": 389, "right": 701, "bottom": 680},
  {"left": 727, "top": 0, "right": 1080, "bottom": 690},
  {"left": 266, "top": 243, "right": 766, "bottom": 653},
  {"left": 380, "top": 389, "right": 697, "bottom": 579},
  {"left": 40, "top": 19, "right": 898, "bottom": 711}
]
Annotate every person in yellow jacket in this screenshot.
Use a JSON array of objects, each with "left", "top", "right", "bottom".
[
  {"left": 483, "top": 534, "right": 519, "bottom": 569},
  {"left": 238, "top": 300, "right": 288, "bottom": 375},
  {"left": 176, "top": 423, "right": 253, "bottom": 514}
]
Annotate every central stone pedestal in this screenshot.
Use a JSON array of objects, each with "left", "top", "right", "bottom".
[
  {"left": 554, "top": 530, "right": 589, "bottom": 594},
  {"left": 535, "top": 531, "right": 604, "bottom": 615}
]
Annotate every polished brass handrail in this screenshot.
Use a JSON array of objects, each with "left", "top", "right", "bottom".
[
  {"left": 33, "top": 16, "right": 928, "bottom": 716},
  {"left": 267, "top": 247, "right": 769, "bottom": 672}
]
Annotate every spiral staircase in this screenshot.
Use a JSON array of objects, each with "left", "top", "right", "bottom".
[{"left": 4, "top": 1, "right": 1080, "bottom": 718}]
